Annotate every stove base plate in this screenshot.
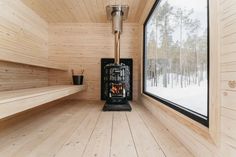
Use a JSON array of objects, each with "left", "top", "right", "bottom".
[{"left": 102, "top": 102, "right": 132, "bottom": 111}]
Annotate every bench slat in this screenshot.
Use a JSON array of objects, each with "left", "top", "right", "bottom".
[{"left": 0, "top": 85, "right": 85, "bottom": 119}]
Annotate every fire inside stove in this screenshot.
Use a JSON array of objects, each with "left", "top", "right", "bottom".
[{"left": 111, "top": 83, "right": 125, "bottom": 96}]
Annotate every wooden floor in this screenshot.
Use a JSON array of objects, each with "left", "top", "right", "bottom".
[{"left": 0, "top": 100, "right": 193, "bottom": 157}]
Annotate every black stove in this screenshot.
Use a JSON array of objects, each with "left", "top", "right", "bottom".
[{"left": 102, "top": 63, "right": 131, "bottom": 111}]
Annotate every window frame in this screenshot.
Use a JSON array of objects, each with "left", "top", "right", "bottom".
[{"left": 142, "top": 0, "right": 210, "bottom": 127}]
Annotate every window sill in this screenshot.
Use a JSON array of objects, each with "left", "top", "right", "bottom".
[{"left": 141, "top": 93, "right": 217, "bottom": 146}]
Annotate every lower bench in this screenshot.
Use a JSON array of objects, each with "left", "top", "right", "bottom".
[{"left": 0, "top": 85, "right": 85, "bottom": 119}]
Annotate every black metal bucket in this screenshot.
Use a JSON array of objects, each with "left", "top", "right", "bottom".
[{"left": 72, "top": 75, "right": 83, "bottom": 85}]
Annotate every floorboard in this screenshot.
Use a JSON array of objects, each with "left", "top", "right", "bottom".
[
  {"left": 55, "top": 102, "right": 102, "bottom": 157},
  {"left": 82, "top": 112, "right": 113, "bottom": 157},
  {"left": 126, "top": 108, "right": 166, "bottom": 157},
  {"left": 25, "top": 102, "right": 90, "bottom": 157},
  {"left": 133, "top": 102, "right": 193, "bottom": 157},
  {"left": 111, "top": 112, "right": 138, "bottom": 157},
  {"left": 0, "top": 100, "right": 193, "bottom": 157},
  {"left": 0, "top": 100, "right": 78, "bottom": 157}
]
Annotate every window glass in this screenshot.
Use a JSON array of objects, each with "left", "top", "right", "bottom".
[{"left": 144, "top": 0, "right": 208, "bottom": 122}]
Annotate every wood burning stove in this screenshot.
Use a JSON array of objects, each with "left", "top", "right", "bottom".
[
  {"left": 103, "top": 63, "right": 132, "bottom": 111},
  {"left": 101, "top": 58, "right": 133, "bottom": 101},
  {"left": 104, "top": 64, "right": 130, "bottom": 100},
  {"left": 102, "top": 5, "right": 132, "bottom": 111}
]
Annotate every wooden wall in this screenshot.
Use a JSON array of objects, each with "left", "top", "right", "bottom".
[
  {"left": 138, "top": 0, "right": 236, "bottom": 156},
  {"left": 0, "top": 0, "right": 49, "bottom": 91},
  {"left": 0, "top": 0, "right": 48, "bottom": 66},
  {"left": 0, "top": 61, "right": 48, "bottom": 91},
  {"left": 48, "top": 23, "right": 140, "bottom": 100},
  {"left": 220, "top": 0, "right": 236, "bottom": 156}
]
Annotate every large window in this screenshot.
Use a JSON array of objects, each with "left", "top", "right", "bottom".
[{"left": 143, "top": 0, "right": 209, "bottom": 126}]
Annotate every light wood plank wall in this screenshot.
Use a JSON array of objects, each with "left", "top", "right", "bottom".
[
  {"left": 0, "top": 0, "right": 49, "bottom": 91},
  {"left": 220, "top": 0, "right": 236, "bottom": 156},
  {"left": 0, "top": 0, "right": 48, "bottom": 65},
  {"left": 0, "top": 61, "right": 48, "bottom": 91},
  {"left": 139, "top": 0, "right": 236, "bottom": 156},
  {"left": 48, "top": 23, "right": 140, "bottom": 100}
]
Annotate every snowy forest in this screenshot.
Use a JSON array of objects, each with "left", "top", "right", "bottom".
[{"left": 144, "top": 0, "right": 208, "bottom": 116}]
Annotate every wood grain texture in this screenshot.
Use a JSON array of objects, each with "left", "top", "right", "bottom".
[
  {"left": 126, "top": 108, "right": 166, "bottom": 157},
  {"left": 0, "top": 61, "right": 48, "bottom": 91},
  {"left": 0, "top": 85, "right": 85, "bottom": 119},
  {"left": 81, "top": 112, "right": 113, "bottom": 157},
  {"left": 0, "top": 99, "right": 65, "bottom": 131},
  {"left": 0, "top": 0, "right": 53, "bottom": 91},
  {"left": 0, "top": 0, "right": 51, "bottom": 97},
  {"left": 0, "top": 100, "right": 193, "bottom": 157},
  {"left": 220, "top": 0, "right": 236, "bottom": 156},
  {"left": 21, "top": 0, "right": 148, "bottom": 23},
  {"left": 133, "top": 102, "right": 193, "bottom": 157},
  {"left": 48, "top": 23, "right": 140, "bottom": 100},
  {"left": 138, "top": 0, "right": 155, "bottom": 24},
  {"left": 110, "top": 112, "right": 137, "bottom": 157},
  {"left": 55, "top": 102, "right": 102, "bottom": 157},
  {"left": 0, "top": 0, "right": 47, "bottom": 66},
  {"left": 22, "top": 102, "right": 91, "bottom": 157},
  {"left": 0, "top": 0, "right": 67, "bottom": 70},
  {"left": 140, "top": 95, "right": 216, "bottom": 157}
]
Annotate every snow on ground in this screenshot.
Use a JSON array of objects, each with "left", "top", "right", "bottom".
[{"left": 146, "top": 80, "right": 208, "bottom": 116}]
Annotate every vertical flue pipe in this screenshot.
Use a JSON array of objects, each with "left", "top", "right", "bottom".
[
  {"left": 114, "top": 32, "right": 120, "bottom": 64},
  {"left": 112, "top": 10, "right": 123, "bottom": 64}
]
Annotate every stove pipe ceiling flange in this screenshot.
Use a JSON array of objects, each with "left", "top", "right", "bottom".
[{"left": 106, "top": 5, "right": 129, "bottom": 64}]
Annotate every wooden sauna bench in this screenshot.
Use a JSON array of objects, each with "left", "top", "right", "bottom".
[{"left": 0, "top": 85, "right": 85, "bottom": 119}]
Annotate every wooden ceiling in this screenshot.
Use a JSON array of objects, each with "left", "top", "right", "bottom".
[{"left": 21, "top": 0, "right": 148, "bottom": 23}]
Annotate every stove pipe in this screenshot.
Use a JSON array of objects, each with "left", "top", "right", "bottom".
[{"left": 106, "top": 5, "right": 129, "bottom": 64}]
